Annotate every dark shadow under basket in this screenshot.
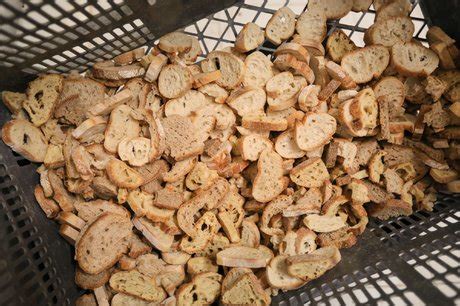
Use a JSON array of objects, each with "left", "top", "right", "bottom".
[{"left": 0, "top": 0, "right": 459, "bottom": 305}]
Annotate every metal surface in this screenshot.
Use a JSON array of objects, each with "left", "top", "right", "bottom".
[{"left": 0, "top": 0, "right": 459, "bottom": 305}]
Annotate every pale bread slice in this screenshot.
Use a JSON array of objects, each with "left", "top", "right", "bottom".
[
  {"left": 298, "top": 85, "right": 321, "bottom": 112},
  {"left": 72, "top": 116, "right": 107, "bottom": 142},
  {"left": 74, "top": 199, "right": 129, "bottom": 223},
  {"left": 292, "top": 36, "right": 326, "bottom": 56},
  {"left": 365, "top": 16, "right": 414, "bottom": 47},
  {"left": 179, "top": 35, "right": 202, "bottom": 64},
  {"left": 265, "top": 71, "right": 295, "bottom": 98},
  {"left": 34, "top": 185, "right": 60, "bottom": 218},
  {"left": 252, "top": 150, "right": 288, "bottom": 203},
  {"left": 260, "top": 194, "right": 293, "bottom": 236},
  {"left": 373, "top": 76, "right": 405, "bottom": 118},
  {"left": 1, "top": 91, "right": 26, "bottom": 114},
  {"left": 274, "top": 42, "right": 311, "bottom": 64},
  {"left": 267, "top": 75, "right": 306, "bottom": 111},
  {"left": 295, "top": 112, "right": 337, "bottom": 151},
  {"left": 1, "top": 119, "right": 48, "bottom": 162},
  {"left": 341, "top": 45, "right": 390, "bottom": 83},
  {"left": 158, "top": 32, "right": 192, "bottom": 53},
  {"left": 308, "top": 0, "right": 353, "bottom": 19},
  {"left": 266, "top": 255, "right": 305, "bottom": 290},
  {"left": 104, "top": 105, "right": 140, "bottom": 153},
  {"left": 242, "top": 114, "right": 288, "bottom": 132},
  {"left": 352, "top": 0, "right": 373, "bottom": 11},
  {"left": 290, "top": 157, "right": 330, "bottom": 188},
  {"left": 164, "top": 90, "right": 208, "bottom": 117},
  {"left": 176, "top": 272, "right": 222, "bottom": 305},
  {"left": 198, "top": 83, "right": 229, "bottom": 104},
  {"left": 163, "top": 157, "right": 197, "bottom": 183},
  {"left": 275, "top": 129, "right": 306, "bottom": 159},
  {"left": 376, "top": 0, "right": 412, "bottom": 21},
  {"left": 274, "top": 54, "right": 314, "bottom": 84},
  {"left": 265, "top": 7, "right": 296, "bottom": 45},
  {"left": 111, "top": 293, "right": 158, "bottom": 306},
  {"left": 240, "top": 220, "right": 261, "bottom": 248},
  {"left": 226, "top": 87, "right": 266, "bottom": 116},
  {"left": 326, "top": 30, "right": 357, "bottom": 63},
  {"left": 201, "top": 51, "right": 245, "bottom": 89},
  {"left": 296, "top": 10, "right": 327, "bottom": 43},
  {"left": 193, "top": 70, "right": 222, "bottom": 88},
  {"left": 158, "top": 64, "right": 193, "bottom": 99},
  {"left": 216, "top": 246, "right": 273, "bottom": 268},
  {"left": 243, "top": 51, "right": 274, "bottom": 88},
  {"left": 109, "top": 270, "right": 166, "bottom": 302},
  {"left": 238, "top": 134, "right": 273, "bottom": 161},
  {"left": 283, "top": 187, "right": 323, "bottom": 217},
  {"left": 118, "top": 137, "right": 151, "bottom": 167},
  {"left": 235, "top": 22, "right": 265, "bottom": 52},
  {"left": 286, "top": 246, "right": 341, "bottom": 280},
  {"left": 92, "top": 61, "right": 145, "bottom": 80},
  {"left": 326, "top": 60, "right": 357, "bottom": 89},
  {"left": 391, "top": 42, "right": 439, "bottom": 77},
  {"left": 144, "top": 53, "right": 168, "bottom": 83},
  {"left": 349, "top": 88, "right": 379, "bottom": 130},
  {"left": 76, "top": 212, "right": 132, "bottom": 274},
  {"left": 23, "top": 74, "right": 63, "bottom": 126},
  {"left": 90, "top": 88, "right": 133, "bottom": 116}
]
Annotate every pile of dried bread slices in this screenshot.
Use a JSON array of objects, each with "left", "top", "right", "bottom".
[{"left": 1, "top": 0, "right": 460, "bottom": 305}]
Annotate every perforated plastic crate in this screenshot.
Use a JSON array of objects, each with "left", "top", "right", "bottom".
[{"left": 0, "top": 1, "right": 459, "bottom": 305}]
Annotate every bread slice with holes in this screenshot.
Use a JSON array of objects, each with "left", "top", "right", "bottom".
[
  {"left": 1, "top": 119, "right": 48, "bottom": 162},
  {"left": 252, "top": 149, "right": 288, "bottom": 203},
  {"left": 110, "top": 270, "right": 166, "bottom": 302},
  {"left": 296, "top": 10, "right": 327, "bottom": 43},
  {"left": 201, "top": 51, "right": 245, "bottom": 89},
  {"left": 286, "top": 246, "right": 341, "bottom": 281},
  {"left": 365, "top": 16, "right": 414, "bottom": 48},
  {"left": 391, "top": 42, "right": 439, "bottom": 77},
  {"left": 265, "top": 7, "right": 296, "bottom": 45},
  {"left": 341, "top": 45, "right": 390, "bottom": 84},
  {"left": 243, "top": 51, "right": 274, "bottom": 88},
  {"left": 326, "top": 30, "right": 357, "bottom": 63},
  {"left": 373, "top": 76, "right": 405, "bottom": 118},
  {"left": 239, "top": 134, "right": 273, "bottom": 161},
  {"left": 23, "top": 74, "right": 63, "bottom": 126},
  {"left": 235, "top": 22, "right": 265, "bottom": 52},
  {"left": 309, "top": 0, "right": 353, "bottom": 19},
  {"left": 295, "top": 113, "right": 337, "bottom": 151},
  {"left": 76, "top": 212, "right": 132, "bottom": 274},
  {"left": 158, "top": 64, "right": 193, "bottom": 99},
  {"left": 290, "top": 157, "right": 330, "bottom": 188},
  {"left": 162, "top": 115, "right": 204, "bottom": 161}
]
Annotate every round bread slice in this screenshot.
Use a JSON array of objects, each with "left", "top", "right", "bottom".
[
  {"left": 243, "top": 51, "right": 274, "bottom": 88},
  {"left": 308, "top": 0, "right": 353, "bottom": 19},
  {"left": 158, "top": 32, "right": 192, "bottom": 53},
  {"left": 158, "top": 64, "right": 193, "bottom": 99},
  {"left": 275, "top": 129, "right": 306, "bottom": 159},
  {"left": 295, "top": 112, "right": 337, "bottom": 151},
  {"left": 227, "top": 87, "right": 266, "bottom": 116},
  {"left": 201, "top": 51, "right": 245, "bottom": 89},
  {"left": 391, "top": 42, "right": 439, "bottom": 77},
  {"left": 265, "top": 7, "right": 296, "bottom": 45},
  {"left": 296, "top": 10, "right": 327, "bottom": 43},
  {"left": 1, "top": 119, "right": 48, "bottom": 162},
  {"left": 365, "top": 16, "right": 414, "bottom": 47},
  {"left": 76, "top": 212, "right": 132, "bottom": 274},
  {"left": 290, "top": 157, "right": 330, "bottom": 188},
  {"left": 326, "top": 30, "right": 357, "bottom": 63},
  {"left": 235, "top": 22, "right": 265, "bottom": 52},
  {"left": 266, "top": 255, "right": 305, "bottom": 290},
  {"left": 341, "top": 45, "right": 390, "bottom": 84},
  {"left": 110, "top": 270, "right": 166, "bottom": 302}
]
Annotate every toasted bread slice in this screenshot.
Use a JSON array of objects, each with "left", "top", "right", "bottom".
[
  {"left": 235, "top": 22, "right": 265, "bottom": 52},
  {"left": 266, "top": 255, "right": 305, "bottom": 290},
  {"left": 295, "top": 113, "right": 337, "bottom": 151},
  {"left": 326, "top": 30, "right": 357, "bottom": 63},
  {"left": 265, "top": 7, "right": 296, "bottom": 45},
  {"left": 216, "top": 246, "right": 273, "bottom": 268},
  {"left": 286, "top": 246, "right": 341, "bottom": 280},
  {"left": 296, "top": 10, "right": 327, "bottom": 43},
  {"left": 308, "top": 0, "right": 353, "bottom": 19},
  {"left": 341, "top": 45, "right": 390, "bottom": 83},
  {"left": 252, "top": 150, "right": 287, "bottom": 203},
  {"left": 201, "top": 51, "right": 245, "bottom": 89},
  {"left": 110, "top": 270, "right": 166, "bottom": 302},
  {"left": 391, "top": 42, "right": 439, "bottom": 77}
]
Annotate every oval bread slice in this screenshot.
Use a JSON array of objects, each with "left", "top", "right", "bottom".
[
  {"left": 158, "top": 64, "right": 193, "bottom": 99},
  {"left": 296, "top": 10, "right": 327, "bottom": 43},
  {"left": 308, "top": 0, "right": 353, "bottom": 19},
  {"left": 265, "top": 7, "right": 296, "bottom": 45},
  {"left": 341, "top": 45, "right": 390, "bottom": 84},
  {"left": 286, "top": 246, "right": 341, "bottom": 281},
  {"left": 216, "top": 246, "right": 273, "bottom": 268},
  {"left": 295, "top": 112, "right": 337, "bottom": 151},
  {"left": 201, "top": 51, "right": 245, "bottom": 89},
  {"left": 391, "top": 42, "right": 439, "bottom": 77},
  {"left": 365, "top": 16, "right": 414, "bottom": 47},
  {"left": 110, "top": 270, "right": 166, "bottom": 302},
  {"left": 266, "top": 255, "right": 305, "bottom": 290}
]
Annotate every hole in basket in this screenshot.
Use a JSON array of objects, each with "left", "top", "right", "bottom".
[{"left": 381, "top": 226, "right": 392, "bottom": 233}]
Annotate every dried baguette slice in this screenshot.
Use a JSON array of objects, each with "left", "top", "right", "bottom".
[
  {"left": 310, "top": 56, "right": 330, "bottom": 88},
  {"left": 92, "top": 61, "right": 145, "bottom": 80},
  {"left": 365, "top": 16, "right": 414, "bottom": 47},
  {"left": 2, "top": 91, "right": 26, "bottom": 114},
  {"left": 114, "top": 47, "right": 145, "bottom": 65},
  {"left": 391, "top": 42, "right": 439, "bottom": 77},
  {"left": 90, "top": 89, "right": 133, "bottom": 116},
  {"left": 158, "top": 32, "right": 192, "bottom": 53},
  {"left": 1, "top": 119, "right": 48, "bottom": 162},
  {"left": 75, "top": 267, "right": 110, "bottom": 290},
  {"left": 163, "top": 157, "right": 197, "bottom": 183},
  {"left": 341, "top": 45, "right": 390, "bottom": 84},
  {"left": 198, "top": 83, "right": 228, "bottom": 104},
  {"left": 243, "top": 51, "right": 274, "bottom": 88},
  {"left": 295, "top": 112, "right": 337, "bottom": 151},
  {"left": 227, "top": 87, "right": 266, "bottom": 116},
  {"left": 352, "top": 0, "right": 373, "bottom": 11},
  {"left": 274, "top": 42, "right": 311, "bottom": 64},
  {"left": 304, "top": 214, "right": 347, "bottom": 233},
  {"left": 349, "top": 88, "right": 378, "bottom": 130},
  {"left": 216, "top": 246, "right": 272, "bottom": 268},
  {"left": 266, "top": 255, "right": 305, "bottom": 290},
  {"left": 267, "top": 75, "right": 307, "bottom": 111},
  {"left": 179, "top": 36, "right": 202, "bottom": 64},
  {"left": 235, "top": 22, "right": 264, "bottom": 52},
  {"left": 23, "top": 74, "right": 63, "bottom": 126},
  {"left": 373, "top": 76, "right": 405, "bottom": 118},
  {"left": 252, "top": 150, "right": 287, "bottom": 203},
  {"left": 239, "top": 134, "right": 273, "bottom": 161},
  {"left": 106, "top": 158, "right": 144, "bottom": 189},
  {"left": 118, "top": 137, "right": 151, "bottom": 167},
  {"left": 275, "top": 129, "right": 306, "bottom": 159},
  {"left": 265, "top": 7, "right": 296, "bottom": 45},
  {"left": 193, "top": 70, "right": 222, "bottom": 88},
  {"left": 296, "top": 10, "right": 327, "bottom": 43},
  {"left": 158, "top": 64, "right": 193, "bottom": 99},
  {"left": 427, "top": 26, "right": 456, "bottom": 46},
  {"left": 242, "top": 114, "right": 288, "bottom": 132},
  {"left": 260, "top": 194, "right": 293, "bottom": 236},
  {"left": 367, "top": 198, "right": 412, "bottom": 220},
  {"left": 326, "top": 30, "right": 357, "bottom": 63},
  {"left": 221, "top": 272, "right": 271, "bottom": 306},
  {"left": 165, "top": 90, "right": 208, "bottom": 117},
  {"left": 144, "top": 53, "right": 168, "bottom": 83},
  {"left": 286, "top": 246, "right": 341, "bottom": 280},
  {"left": 176, "top": 272, "right": 221, "bottom": 305},
  {"left": 104, "top": 105, "right": 140, "bottom": 153},
  {"left": 34, "top": 185, "right": 60, "bottom": 218},
  {"left": 201, "top": 51, "right": 245, "bottom": 89},
  {"left": 290, "top": 157, "right": 330, "bottom": 188},
  {"left": 292, "top": 36, "right": 326, "bottom": 56},
  {"left": 110, "top": 270, "right": 166, "bottom": 302},
  {"left": 240, "top": 220, "right": 261, "bottom": 248},
  {"left": 308, "top": 0, "right": 353, "bottom": 19},
  {"left": 187, "top": 256, "right": 218, "bottom": 275},
  {"left": 430, "top": 168, "right": 458, "bottom": 184},
  {"left": 274, "top": 54, "right": 314, "bottom": 84},
  {"left": 111, "top": 293, "right": 158, "bottom": 306},
  {"left": 76, "top": 212, "right": 132, "bottom": 274},
  {"left": 376, "top": 0, "right": 411, "bottom": 21},
  {"left": 326, "top": 60, "right": 357, "bottom": 89}
]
